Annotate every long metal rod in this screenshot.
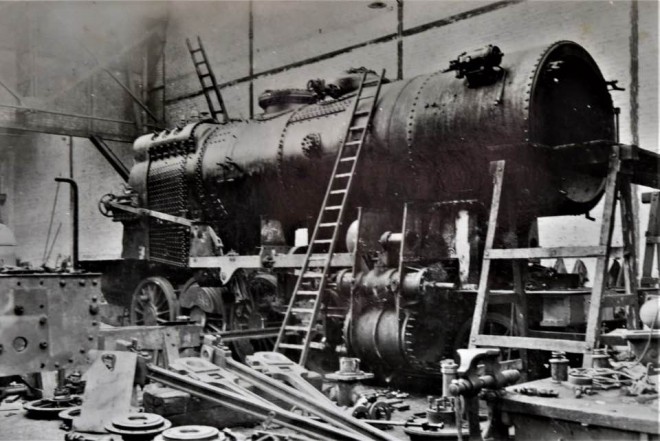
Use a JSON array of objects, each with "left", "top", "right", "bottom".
[
  {"left": 146, "top": 365, "right": 362, "bottom": 441},
  {"left": 76, "top": 41, "right": 162, "bottom": 125},
  {"left": 100, "top": 66, "right": 161, "bottom": 124},
  {"left": 42, "top": 182, "right": 61, "bottom": 263},
  {"left": 89, "top": 135, "right": 130, "bottom": 182},
  {"left": 225, "top": 358, "right": 400, "bottom": 441},
  {"left": 0, "top": 103, "right": 135, "bottom": 124},
  {"left": 107, "top": 201, "right": 193, "bottom": 227},
  {"left": 0, "top": 77, "right": 21, "bottom": 104},
  {"left": 54, "top": 178, "right": 78, "bottom": 270},
  {"left": 218, "top": 327, "right": 280, "bottom": 341}
]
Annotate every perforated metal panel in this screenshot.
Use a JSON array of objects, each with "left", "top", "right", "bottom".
[{"left": 147, "top": 155, "right": 190, "bottom": 267}]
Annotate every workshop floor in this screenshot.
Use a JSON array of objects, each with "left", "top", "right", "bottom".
[{"left": 0, "top": 388, "right": 432, "bottom": 441}]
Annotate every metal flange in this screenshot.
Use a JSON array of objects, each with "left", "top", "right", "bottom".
[{"left": 105, "top": 413, "right": 172, "bottom": 440}]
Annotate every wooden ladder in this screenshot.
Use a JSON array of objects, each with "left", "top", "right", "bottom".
[
  {"left": 186, "top": 36, "right": 229, "bottom": 123},
  {"left": 274, "top": 69, "right": 386, "bottom": 365},
  {"left": 641, "top": 191, "right": 660, "bottom": 288},
  {"left": 469, "top": 144, "right": 640, "bottom": 368}
]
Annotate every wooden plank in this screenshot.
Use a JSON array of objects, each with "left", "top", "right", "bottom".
[
  {"left": 512, "top": 259, "right": 529, "bottom": 376},
  {"left": 619, "top": 175, "right": 640, "bottom": 329},
  {"left": 528, "top": 330, "right": 585, "bottom": 341},
  {"left": 74, "top": 350, "right": 136, "bottom": 432},
  {"left": 583, "top": 147, "right": 621, "bottom": 366},
  {"left": 162, "top": 329, "right": 180, "bottom": 367},
  {"left": 641, "top": 193, "right": 659, "bottom": 286},
  {"left": 486, "top": 246, "right": 606, "bottom": 260},
  {"left": 474, "top": 334, "right": 588, "bottom": 353},
  {"left": 469, "top": 161, "right": 505, "bottom": 348}
]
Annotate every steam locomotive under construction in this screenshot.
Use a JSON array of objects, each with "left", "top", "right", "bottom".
[{"left": 100, "top": 40, "right": 631, "bottom": 376}]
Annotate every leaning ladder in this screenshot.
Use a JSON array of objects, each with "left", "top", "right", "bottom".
[
  {"left": 186, "top": 36, "right": 229, "bottom": 122},
  {"left": 275, "top": 70, "right": 386, "bottom": 365},
  {"left": 469, "top": 144, "right": 640, "bottom": 368}
]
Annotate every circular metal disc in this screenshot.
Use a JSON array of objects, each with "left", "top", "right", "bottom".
[
  {"left": 161, "top": 425, "right": 221, "bottom": 441},
  {"left": 112, "top": 412, "right": 165, "bottom": 430}
]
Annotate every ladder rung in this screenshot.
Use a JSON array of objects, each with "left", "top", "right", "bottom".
[
  {"left": 340, "top": 156, "right": 357, "bottom": 162},
  {"left": 292, "top": 307, "right": 315, "bottom": 314},
  {"left": 359, "top": 95, "right": 375, "bottom": 100},
  {"left": 325, "top": 206, "right": 342, "bottom": 211},
  {"left": 190, "top": 48, "right": 203, "bottom": 54},
  {"left": 303, "top": 272, "right": 324, "bottom": 278},
  {"left": 195, "top": 61, "right": 207, "bottom": 67},
  {"left": 285, "top": 325, "right": 309, "bottom": 332},
  {"left": 335, "top": 173, "right": 351, "bottom": 178},
  {"left": 314, "top": 239, "right": 333, "bottom": 244},
  {"left": 349, "top": 125, "right": 366, "bottom": 131},
  {"left": 296, "top": 290, "right": 319, "bottom": 296},
  {"left": 330, "top": 189, "right": 347, "bottom": 194},
  {"left": 308, "top": 255, "right": 328, "bottom": 261},
  {"left": 344, "top": 141, "right": 361, "bottom": 147},
  {"left": 354, "top": 110, "right": 370, "bottom": 116},
  {"left": 319, "top": 222, "right": 338, "bottom": 227},
  {"left": 363, "top": 81, "right": 380, "bottom": 87},
  {"left": 278, "top": 343, "right": 303, "bottom": 350}
]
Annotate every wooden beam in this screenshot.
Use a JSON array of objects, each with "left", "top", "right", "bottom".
[
  {"left": 486, "top": 246, "right": 607, "bottom": 260},
  {"left": 474, "top": 334, "right": 588, "bottom": 353}
]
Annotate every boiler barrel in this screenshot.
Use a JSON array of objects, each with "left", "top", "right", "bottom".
[{"left": 130, "top": 41, "right": 614, "bottom": 253}]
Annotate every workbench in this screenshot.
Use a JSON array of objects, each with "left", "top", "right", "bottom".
[{"left": 500, "top": 377, "right": 659, "bottom": 441}]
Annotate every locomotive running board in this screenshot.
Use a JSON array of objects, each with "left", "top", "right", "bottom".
[{"left": 189, "top": 253, "right": 354, "bottom": 285}]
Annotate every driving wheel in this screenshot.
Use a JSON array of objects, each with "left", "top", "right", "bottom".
[
  {"left": 227, "top": 272, "right": 279, "bottom": 361},
  {"left": 130, "top": 276, "right": 180, "bottom": 325}
]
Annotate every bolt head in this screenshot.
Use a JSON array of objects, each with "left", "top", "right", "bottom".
[
  {"left": 14, "top": 305, "right": 24, "bottom": 315},
  {"left": 39, "top": 341, "right": 48, "bottom": 350}
]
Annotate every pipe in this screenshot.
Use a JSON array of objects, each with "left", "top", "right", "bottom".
[
  {"left": 54, "top": 178, "right": 78, "bottom": 270},
  {"left": 397, "top": 0, "right": 403, "bottom": 80},
  {"left": 248, "top": 0, "right": 254, "bottom": 118},
  {"left": 89, "top": 135, "right": 130, "bottom": 182}
]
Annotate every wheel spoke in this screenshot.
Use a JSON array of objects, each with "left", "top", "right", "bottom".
[{"left": 155, "top": 296, "right": 168, "bottom": 309}]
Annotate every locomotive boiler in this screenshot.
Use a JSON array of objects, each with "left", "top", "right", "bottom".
[{"left": 101, "top": 41, "right": 617, "bottom": 374}]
